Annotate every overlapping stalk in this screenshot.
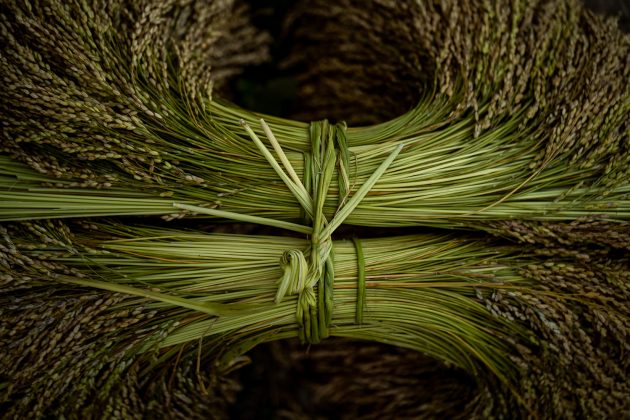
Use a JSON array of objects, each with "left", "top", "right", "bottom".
[{"left": 0, "top": 284, "right": 242, "bottom": 418}]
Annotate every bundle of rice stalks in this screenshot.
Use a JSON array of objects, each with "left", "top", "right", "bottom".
[
  {"left": 1, "top": 220, "right": 628, "bottom": 417},
  {"left": 0, "top": 1, "right": 265, "bottom": 417},
  {"left": 1, "top": 0, "right": 629, "bottom": 230},
  {"left": 233, "top": 218, "right": 630, "bottom": 418},
  {"left": 1, "top": 0, "right": 629, "bottom": 418},
  {"left": 284, "top": 0, "right": 630, "bottom": 128}
]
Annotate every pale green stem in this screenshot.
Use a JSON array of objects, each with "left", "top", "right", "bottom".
[
  {"left": 173, "top": 203, "right": 313, "bottom": 234},
  {"left": 241, "top": 119, "right": 314, "bottom": 218},
  {"left": 321, "top": 143, "right": 405, "bottom": 238}
]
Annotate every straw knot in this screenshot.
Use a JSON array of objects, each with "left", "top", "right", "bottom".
[
  {"left": 241, "top": 118, "right": 403, "bottom": 344},
  {"left": 275, "top": 244, "right": 333, "bottom": 344},
  {"left": 272, "top": 120, "right": 346, "bottom": 343}
]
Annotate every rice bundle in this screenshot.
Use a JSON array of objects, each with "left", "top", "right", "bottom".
[
  {"left": 1, "top": 0, "right": 629, "bottom": 230},
  {"left": 263, "top": 220, "right": 630, "bottom": 419},
  {"left": 2, "top": 220, "right": 628, "bottom": 417},
  {"left": 1, "top": 0, "right": 630, "bottom": 418}
]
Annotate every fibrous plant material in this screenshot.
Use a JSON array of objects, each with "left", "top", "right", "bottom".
[
  {"left": 0, "top": 286, "right": 241, "bottom": 419},
  {"left": 0, "top": 0, "right": 270, "bottom": 182},
  {"left": 0, "top": 1, "right": 266, "bottom": 417},
  {"left": 284, "top": 0, "right": 630, "bottom": 128},
  {"left": 1, "top": 220, "right": 628, "bottom": 417},
  {"left": 1, "top": 0, "right": 629, "bottom": 230},
  {"left": 233, "top": 218, "right": 630, "bottom": 419},
  {"left": 487, "top": 218, "right": 630, "bottom": 417},
  {"left": 0, "top": 221, "right": 527, "bottom": 373},
  {"left": 1, "top": 0, "right": 629, "bottom": 418}
]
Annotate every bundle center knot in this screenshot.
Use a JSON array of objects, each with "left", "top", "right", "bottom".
[
  {"left": 239, "top": 118, "right": 404, "bottom": 344},
  {"left": 274, "top": 120, "right": 346, "bottom": 344}
]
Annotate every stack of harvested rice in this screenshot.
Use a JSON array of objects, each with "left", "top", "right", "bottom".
[{"left": 1, "top": 0, "right": 628, "bottom": 418}]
